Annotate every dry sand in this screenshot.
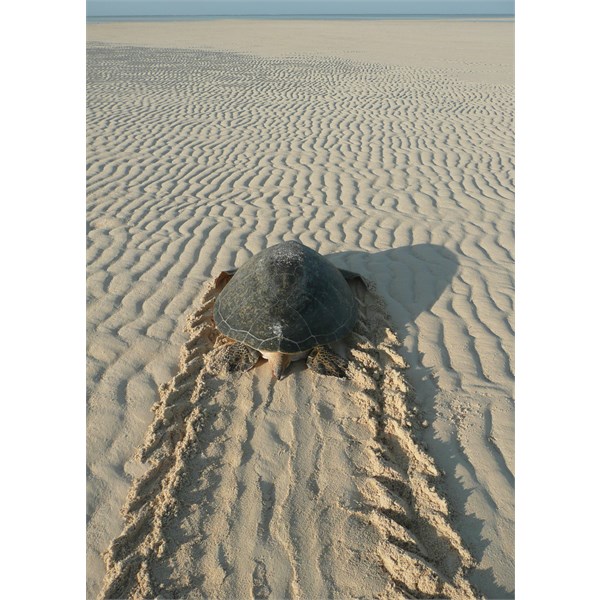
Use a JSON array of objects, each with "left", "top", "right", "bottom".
[{"left": 87, "top": 19, "right": 514, "bottom": 599}]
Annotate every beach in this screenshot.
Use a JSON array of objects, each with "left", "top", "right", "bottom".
[{"left": 87, "top": 19, "right": 514, "bottom": 598}]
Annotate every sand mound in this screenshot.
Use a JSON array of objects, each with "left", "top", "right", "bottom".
[{"left": 100, "top": 276, "right": 477, "bottom": 599}]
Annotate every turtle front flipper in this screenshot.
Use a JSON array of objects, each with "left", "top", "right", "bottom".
[
  {"left": 306, "top": 345, "right": 348, "bottom": 378},
  {"left": 338, "top": 268, "right": 369, "bottom": 288},
  {"left": 209, "top": 340, "right": 260, "bottom": 374}
]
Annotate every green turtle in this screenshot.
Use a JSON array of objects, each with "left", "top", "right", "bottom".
[{"left": 211, "top": 241, "right": 363, "bottom": 380}]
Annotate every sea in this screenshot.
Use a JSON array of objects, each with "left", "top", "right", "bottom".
[{"left": 86, "top": 14, "right": 514, "bottom": 23}]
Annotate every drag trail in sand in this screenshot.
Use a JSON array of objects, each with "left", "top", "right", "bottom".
[
  {"left": 100, "top": 277, "right": 477, "bottom": 599},
  {"left": 87, "top": 20, "right": 514, "bottom": 598}
]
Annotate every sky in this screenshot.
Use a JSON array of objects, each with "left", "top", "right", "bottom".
[{"left": 87, "top": 0, "right": 515, "bottom": 17}]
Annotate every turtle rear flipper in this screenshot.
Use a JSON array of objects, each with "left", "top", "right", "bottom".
[
  {"left": 209, "top": 341, "right": 260, "bottom": 374},
  {"left": 306, "top": 345, "right": 348, "bottom": 378}
]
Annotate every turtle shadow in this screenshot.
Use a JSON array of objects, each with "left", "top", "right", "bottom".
[
  {"left": 326, "top": 245, "right": 460, "bottom": 401},
  {"left": 327, "top": 244, "right": 459, "bottom": 329},
  {"left": 327, "top": 244, "right": 509, "bottom": 598}
]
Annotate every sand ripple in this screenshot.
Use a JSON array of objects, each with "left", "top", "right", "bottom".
[
  {"left": 87, "top": 42, "right": 514, "bottom": 598},
  {"left": 99, "top": 277, "right": 477, "bottom": 599}
]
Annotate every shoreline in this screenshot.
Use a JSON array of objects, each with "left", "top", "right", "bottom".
[{"left": 87, "top": 19, "right": 514, "bottom": 84}]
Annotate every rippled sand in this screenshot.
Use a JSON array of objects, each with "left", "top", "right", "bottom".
[{"left": 87, "top": 19, "right": 514, "bottom": 599}]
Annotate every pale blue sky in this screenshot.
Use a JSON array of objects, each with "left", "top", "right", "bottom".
[{"left": 87, "top": 1, "right": 515, "bottom": 17}]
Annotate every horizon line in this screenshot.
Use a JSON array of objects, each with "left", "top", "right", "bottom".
[{"left": 87, "top": 12, "right": 516, "bottom": 17}]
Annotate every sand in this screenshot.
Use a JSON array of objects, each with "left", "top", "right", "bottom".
[{"left": 87, "top": 19, "right": 514, "bottom": 599}]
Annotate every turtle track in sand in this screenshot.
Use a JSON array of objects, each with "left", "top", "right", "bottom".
[{"left": 99, "top": 275, "right": 478, "bottom": 599}]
